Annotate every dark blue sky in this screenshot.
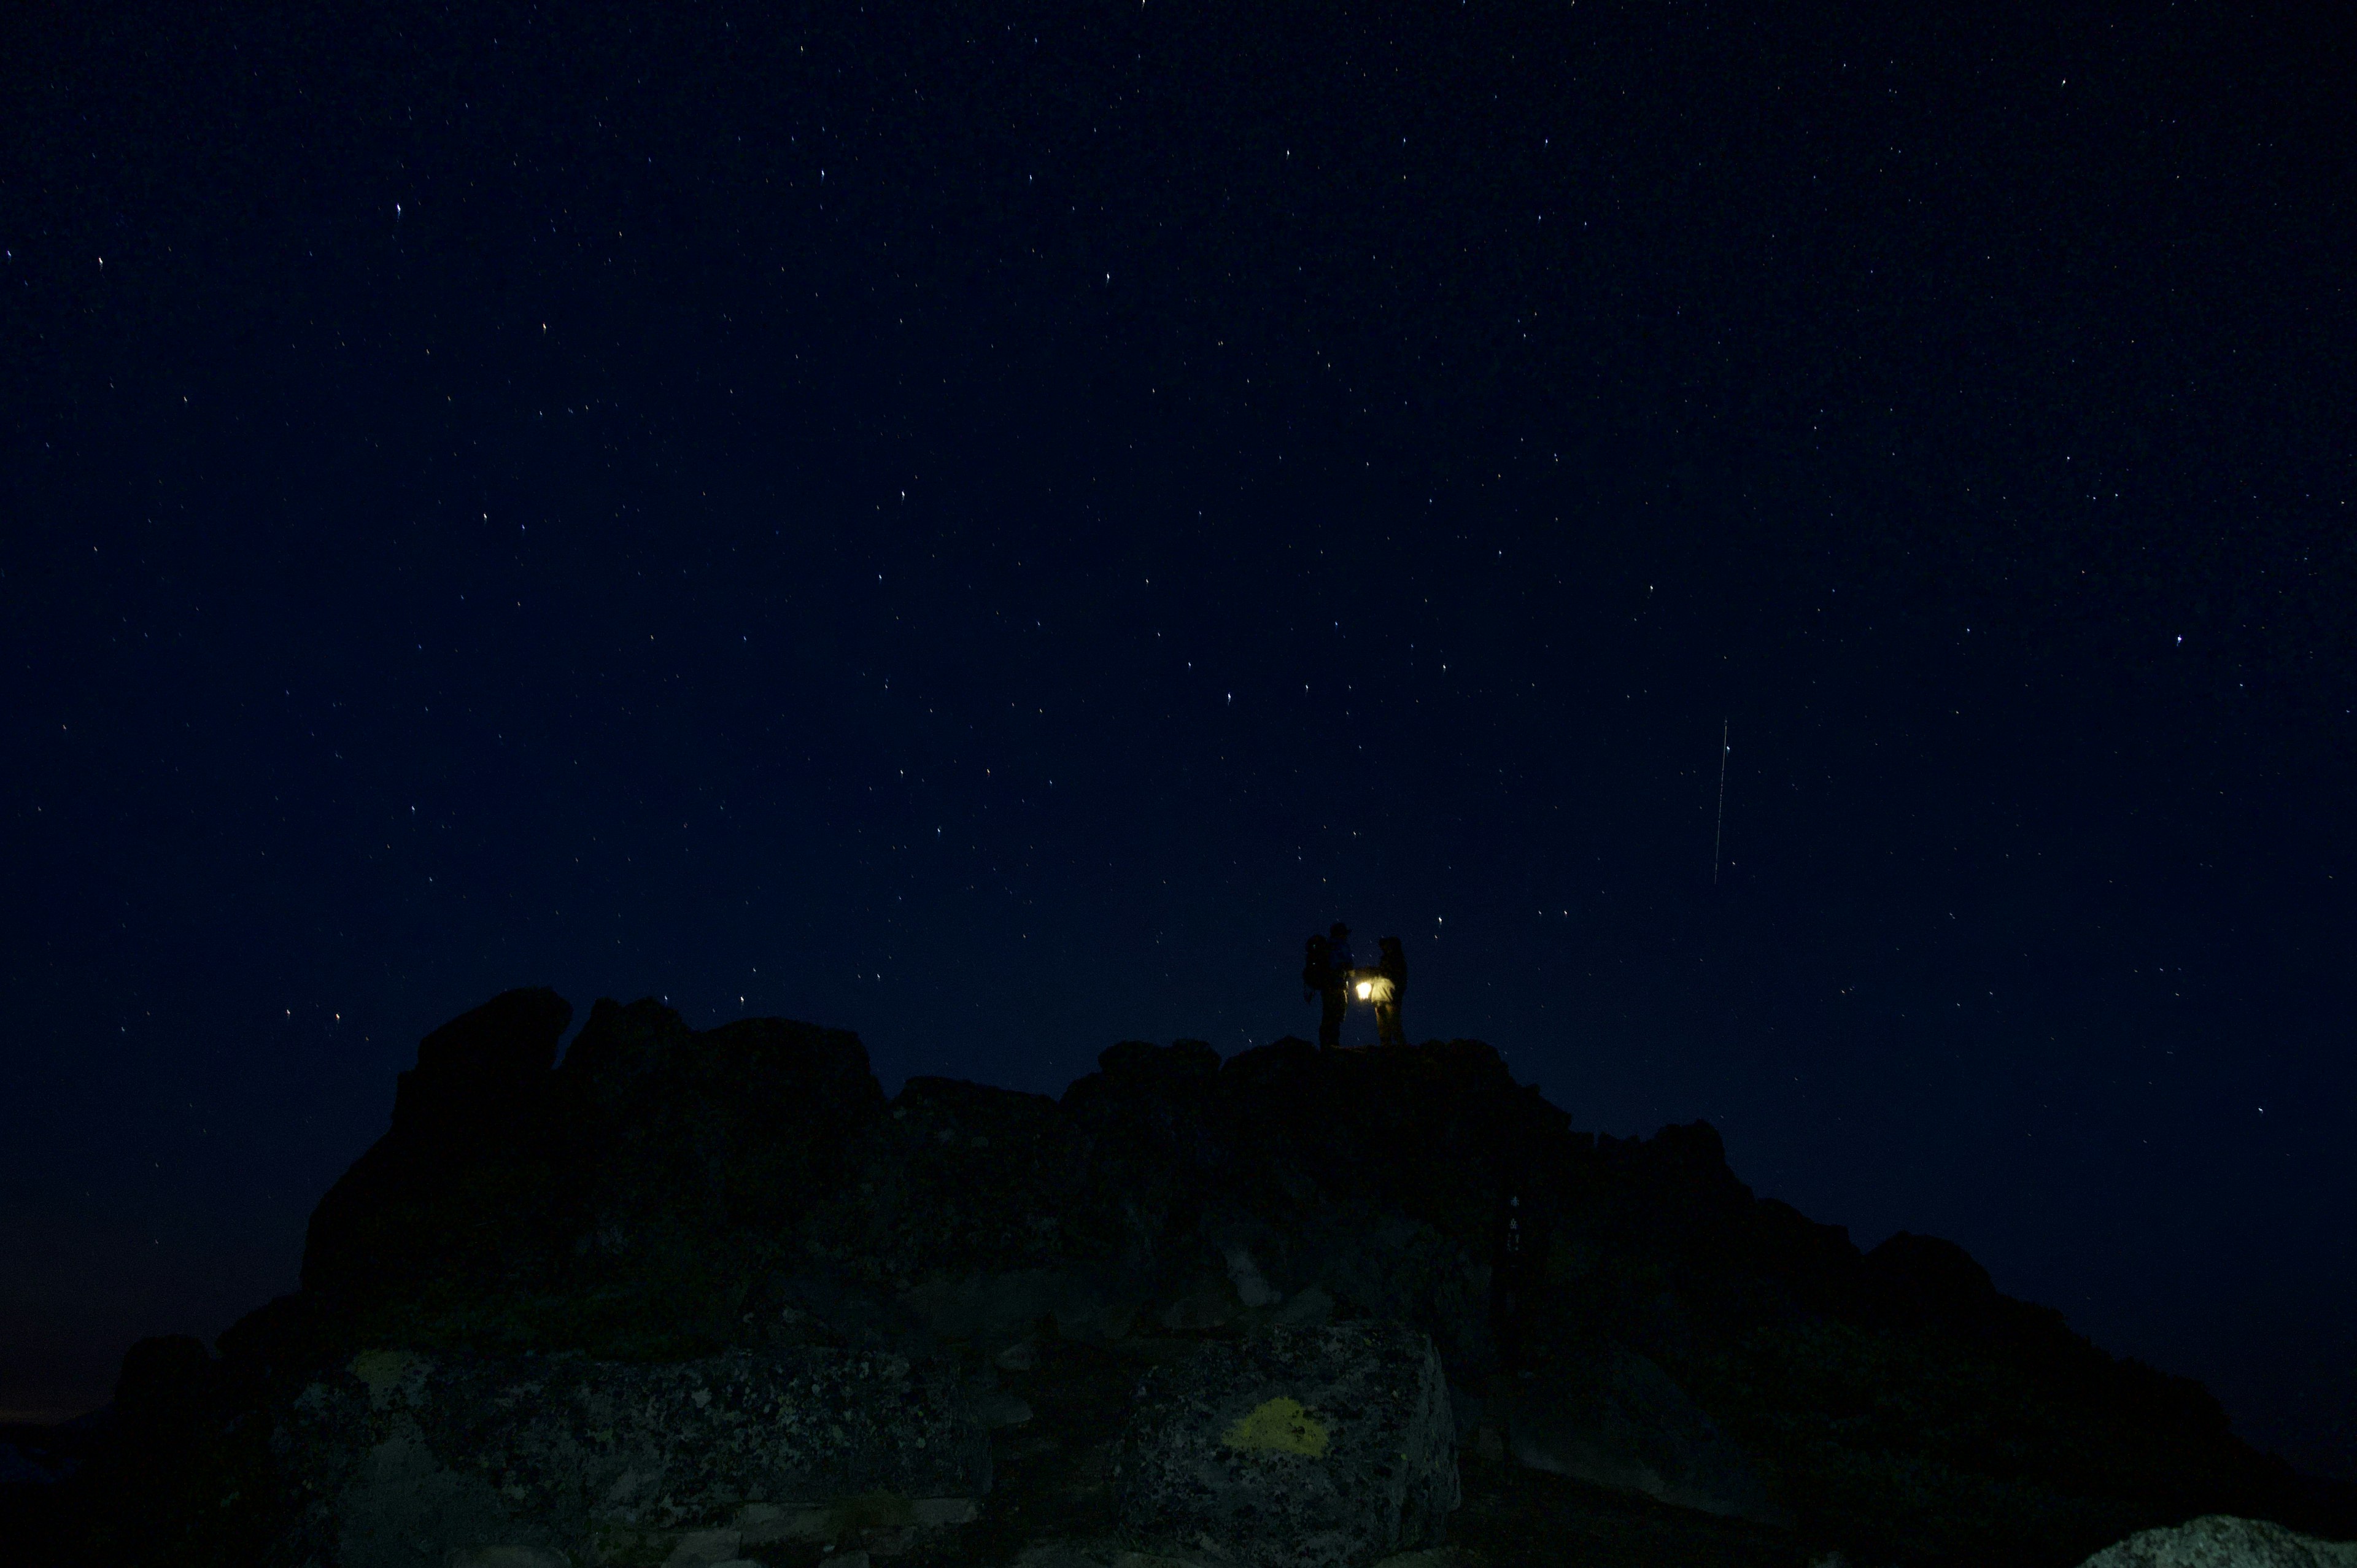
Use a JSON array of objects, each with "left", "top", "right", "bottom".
[{"left": 5, "top": 0, "right": 2350, "bottom": 1478}]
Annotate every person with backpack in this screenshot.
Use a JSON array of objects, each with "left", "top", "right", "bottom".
[
  {"left": 1322, "top": 922, "right": 1355, "bottom": 1048},
  {"left": 1302, "top": 932, "right": 1337, "bottom": 1048}
]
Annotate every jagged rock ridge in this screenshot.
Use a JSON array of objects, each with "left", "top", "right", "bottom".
[{"left": 14, "top": 989, "right": 2355, "bottom": 1567}]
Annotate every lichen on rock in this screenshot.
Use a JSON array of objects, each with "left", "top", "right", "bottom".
[
  {"left": 1119, "top": 1322, "right": 1459, "bottom": 1568},
  {"left": 274, "top": 1344, "right": 988, "bottom": 1565},
  {"left": 1224, "top": 1396, "right": 1329, "bottom": 1457}
]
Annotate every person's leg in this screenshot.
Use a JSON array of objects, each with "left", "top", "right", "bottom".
[{"left": 1320, "top": 989, "right": 1344, "bottom": 1049}]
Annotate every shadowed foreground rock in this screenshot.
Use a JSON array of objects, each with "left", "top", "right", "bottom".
[
  {"left": 1504, "top": 1338, "right": 1778, "bottom": 1523},
  {"left": 1118, "top": 1322, "right": 1458, "bottom": 1567},
  {"left": 25, "top": 989, "right": 2357, "bottom": 1567}
]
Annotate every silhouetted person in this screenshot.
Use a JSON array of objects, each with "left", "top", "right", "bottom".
[
  {"left": 1322, "top": 922, "right": 1355, "bottom": 1048},
  {"left": 1320, "top": 924, "right": 1357, "bottom": 1046},
  {"left": 1302, "top": 934, "right": 1339, "bottom": 1049},
  {"left": 1376, "top": 935, "right": 1407, "bottom": 1046}
]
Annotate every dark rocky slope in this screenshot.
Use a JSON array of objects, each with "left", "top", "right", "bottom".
[{"left": 13, "top": 989, "right": 2351, "bottom": 1566}]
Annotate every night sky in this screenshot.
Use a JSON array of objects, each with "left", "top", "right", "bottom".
[{"left": 5, "top": 0, "right": 2350, "bottom": 1480}]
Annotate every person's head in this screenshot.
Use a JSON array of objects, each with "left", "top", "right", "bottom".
[
  {"left": 1380, "top": 935, "right": 1402, "bottom": 957},
  {"left": 1329, "top": 921, "right": 1351, "bottom": 941},
  {"left": 1306, "top": 933, "right": 1328, "bottom": 954}
]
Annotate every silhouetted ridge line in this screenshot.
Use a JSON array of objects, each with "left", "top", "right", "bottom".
[{"left": 16, "top": 990, "right": 2350, "bottom": 1567}]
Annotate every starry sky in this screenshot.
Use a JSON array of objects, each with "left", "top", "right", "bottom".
[{"left": 4, "top": 0, "right": 2350, "bottom": 1478}]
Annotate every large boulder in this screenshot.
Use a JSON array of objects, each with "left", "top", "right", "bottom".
[
  {"left": 1117, "top": 1322, "right": 1458, "bottom": 1568},
  {"left": 2075, "top": 1515, "right": 2357, "bottom": 1568},
  {"left": 276, "top": 1345, "right": 989, "bottom": 1567}
]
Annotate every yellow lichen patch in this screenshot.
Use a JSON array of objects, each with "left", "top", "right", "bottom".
[{"left": 1222, "top": 1396, "right": 1328, "bottom": 1456}]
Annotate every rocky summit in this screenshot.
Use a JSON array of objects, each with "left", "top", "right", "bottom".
[{"left": 9, "top": 989, "right": 2354, "bottom": 1567}]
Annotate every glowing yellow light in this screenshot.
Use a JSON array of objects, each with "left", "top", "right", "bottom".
[{"left": 1355, "top": 980, "right": 1372, "bottom": 1000}]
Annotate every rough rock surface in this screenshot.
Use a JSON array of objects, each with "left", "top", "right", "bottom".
[
  {"left": 2075, "top": 1515, "right": 2357, "bottom": 1568},
  {"left": 25, "top": 992, "right": 2357, "bottom": 1568},
  {"left": 276, "top": 1345, "right": 988, "bottom": 1567},
  {"left": 1506, "top": 1338, "right": 1778, "bottom": 1522},
  {"left": 1118, "top": 1321, "right": 1458, "bottom": 1567}
]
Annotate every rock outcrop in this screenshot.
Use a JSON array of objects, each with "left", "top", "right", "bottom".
[
  {"left": 1118, "top": 1322, "right": 1458, "bottom": 1567},
  {"left": 1503, "top": 1337, "right": 1778, "bottom": 1523},
  {"left": 27, "top": 991, "right": 2357, "bottom": 1567}
]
